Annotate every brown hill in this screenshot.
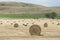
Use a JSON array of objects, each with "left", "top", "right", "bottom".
[{"left": 0, "top": 2, "right": 59, "bottom": 14}]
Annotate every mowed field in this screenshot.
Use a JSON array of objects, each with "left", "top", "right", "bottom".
[{"left": 0, "top": 18, "right": 60, "bottom": 40}]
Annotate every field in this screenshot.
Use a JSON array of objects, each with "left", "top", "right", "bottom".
[{"left": 0, "top": 19, "right": 60, "bottom": 40}]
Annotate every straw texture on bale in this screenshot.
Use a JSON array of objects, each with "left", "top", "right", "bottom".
[{"left": 29, "top": 25, "right": 41, "bottom": 36}]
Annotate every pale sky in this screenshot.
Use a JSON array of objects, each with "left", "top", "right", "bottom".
[{"left": 0, "top": 0, "right": 60, "bottom": 7}]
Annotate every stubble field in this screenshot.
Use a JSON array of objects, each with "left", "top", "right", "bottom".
[{"left": 0, "top": 18, "right": 60, "bottom": 40}]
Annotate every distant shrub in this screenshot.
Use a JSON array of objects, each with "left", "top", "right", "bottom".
[{"left": 51, "top": 12, "right": 57, "bottom": 19}]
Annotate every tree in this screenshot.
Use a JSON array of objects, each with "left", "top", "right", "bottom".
[
  {"left": 45, "top": 12, "right": 57, "bottom": 19},
  {"left": 51, "top": 12, "right": 57, "bottom": 19}
]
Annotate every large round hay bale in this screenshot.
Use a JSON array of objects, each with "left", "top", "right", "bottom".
[
  {"left": 14, "top": 23, "right": 19, "bottom": 28},
  {"left": 29, "top": 25, "right": 41, "bottom": 36}
]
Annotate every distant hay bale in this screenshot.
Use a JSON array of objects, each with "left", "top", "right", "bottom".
[
  {"left": 7, "top": 21, "right": 9, "bottom": 23},
  {"left": 57, "top": 23, "right": 60, "bottom": 25},
  {"left": 11, "top": 23, "right": 13, "bottom": 25},
  {"left": 44, "top": 23, "right": 48, "bottom": 28},
  {"left": 23, "top": 23, "right": 28, "bottom": 26},
  {"left": 32, "top": 22, "right": 35, "bottom": 24},
  {"left": 29, "top": 25, "right": 41, "bottom": 36},
  {"left": 14, "top": 23, "right": 19, "bottom": 28},
  {"left": 0, "top": 23, "right": 3, "bottom": 24}
]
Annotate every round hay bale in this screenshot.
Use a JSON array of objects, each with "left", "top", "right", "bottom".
[
  {"left": 57, "top": 23, "right": 60, "bottom": 25},
  {"left": 44, "top": 23, "right": 48, "bottom": 28},
  {"left": 29, "top": 25, "right": 41, "bottom": 36},
  {"left": 14, "top": 23, "right": 19, "bottom": 28},
  {"left": 23, "top": 24, "right": 27, "bottom": 26},
  {"left": 0, "top": 23, "right": 3, "bottom": 24},
  {"left": 11, "top": 23, "right": 13, "bottom": 25}
]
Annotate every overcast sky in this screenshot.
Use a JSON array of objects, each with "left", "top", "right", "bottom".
[{"left": 0, "top": 0, "right": 60, "bottom": 7}]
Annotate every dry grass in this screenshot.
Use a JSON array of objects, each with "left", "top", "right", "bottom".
[
  {"left": 0, "top": 18, "right": 60, "bottom": 39},
  {"left": 0, "top": 18, "right": 60, "bottom": 40}
]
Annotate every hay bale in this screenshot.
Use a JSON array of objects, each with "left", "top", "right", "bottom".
[
  {"left": 23, "top": 23, "right": 28, "bottom": 26},
  {"left": 57, "top": 23, "right": 60, "bottom": 25},
  {"left": 0, "top": 23, "right": 3, "bottom": 24},
  {"left": 14, "top": 23, "right": 19, "bottom": 28},
  {"left": 29, "top": 25, "right": 41, "bottom": 36},
  {"left": 44, "top": 23, "right": 48, "bottom": 28},
  {"left": 32, "top": 22, "right": 34, "bottom": 24},
  {"left": 11, "top": 23, "right": 13, "bottom": 25}
]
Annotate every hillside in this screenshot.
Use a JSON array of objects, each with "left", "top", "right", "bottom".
[
  {"left": 49, "top": 7, "right": 60, "bottom": 14},
  {"left": 0, "top": 2, "right": 49, "bottom": 14}
]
